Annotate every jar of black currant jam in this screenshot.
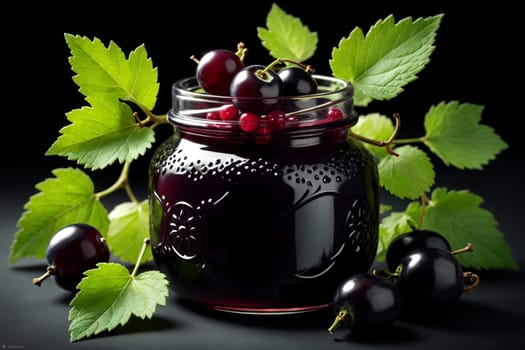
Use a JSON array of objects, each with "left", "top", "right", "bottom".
[{"left": 149, "top": 75, "right": 379, "bottom": 314}]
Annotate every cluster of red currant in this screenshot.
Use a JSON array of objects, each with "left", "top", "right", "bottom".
[
  {"left": 191, "top": 44, "right": 344, "bottom": 142},
  {"left": 328, "top": 227, "right": 480, "bottom": 334}
]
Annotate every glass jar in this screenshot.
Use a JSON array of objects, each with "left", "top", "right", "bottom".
[{"left": 149, "top": 75, "right": 379, "bottom": 314}]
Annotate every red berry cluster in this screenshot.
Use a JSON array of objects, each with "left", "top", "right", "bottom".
[{"left": 191, "top": 45, "right": 344, "bottom": 143}]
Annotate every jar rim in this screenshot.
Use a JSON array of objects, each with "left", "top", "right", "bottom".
[
  {"left": 168, "top": 74, "right": 357, "bottom": 133},
  {"left": 172, "top": 74, "right": 352, "bottom": 99}
]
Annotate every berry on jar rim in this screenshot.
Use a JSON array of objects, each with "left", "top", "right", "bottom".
[
  {"left": 192, "top": 49, "right": 244, "bottom": 96},
  {"left": 229, "top": 64, "right": 283, "bottom": 114},
  {"left": 278, "top": 65, "right": 318, "bottom": 96}
]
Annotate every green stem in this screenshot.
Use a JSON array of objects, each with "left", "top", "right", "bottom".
[
  {"left": 95, "top": 161, "right": 139, "bottom": 203},
  {"left": 328, "top": 309, "right": 350, "bottom": 334},
  {"left": 235, "top": 42, "right": 248, "bottom": 62},
  {"left": 372, "top": 267, "right": 399, "bottom": 280},
  {"left": 261, "top": 58, "right": 284, "bottom": 76},
  {"left": 141, "top": 110, "right": 168, "bottom": 126},
  {"left": 417, "top": 192, "right": 430, "bottom": 229},
  {"left": 391, "top": 135, "right": 427, "bottom": 145},
  {"left": 350, "top": 113, "right": 401, "bottom": 156},
  {"left": 131, "top": 238, "right": 151, "bottom": 277},
  {"left": 94, "top": 106, "right": 168, "bottom": 204}
]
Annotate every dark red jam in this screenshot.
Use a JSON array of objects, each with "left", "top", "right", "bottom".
[{"left": 148, "top": 76, "right": 379, "bottom": 313}]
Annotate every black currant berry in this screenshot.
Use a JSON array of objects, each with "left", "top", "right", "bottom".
[
  {"left": 328, "top": 273, "right": 403, "bottom": 333},
  {"left": 385, "top": 227, "right": 451, "bottom": 271},
  {"left": 395, "top": 246, "right": 468, "bottom": 310},
  {"left": 278, "top": 66, "right": 318, "bottom": 95},
  {"left": 33, "top": 223, "right": 110, "bottom": 292},
  {"left": 229, "top": 64, "right": 283, "bottom": 114},
  {"left": 193, "top": 49, "right": 244, "bottom": 95}
]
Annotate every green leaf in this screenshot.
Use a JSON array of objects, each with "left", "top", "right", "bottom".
[
  {"left": 350, "top": 113, "right": 395, "bottom": 159},
  {"left": 377, "top": 202, "right": 420, "bottom": 260},
  {"left": 353, "top": 89, "right": 374, "bottom": 108},
  {"left": 46, "top": 95, "right": 155, "bottom": 170},
  {"left": 330, "top": 14, "right": 442, "bottom": 104},
  {"left": 378, "top": 145, "right": 435, "bottom": 199},
  {"left": 257, "top": 3, "right": 318, "bottom": 63},
  {"left": 421, "top": 188, "right": 519, "bottom": 270},
  {"left": 376, "top": 225, "right": 391, "bottom": 262},
  {"left": 107, "top": 200, "right": 152, "bottom": 264},
  {"left": 69, "top": 263, "right": 169, "bottom": 342},
  {"left": 64, "top": 33, "right": 159, "bottom": 110},
  {"left": 380, "top": 203, "right": 393, "bottom": 215},
  {"left": 424, "top": 101, "right": 509, "bottom": 169},
  {"left": 9, "top": 168, "right": 109, "bottom": 264}
]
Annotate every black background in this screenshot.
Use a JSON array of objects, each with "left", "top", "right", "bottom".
[
  {"left": 4, "top": 0, "right": 522, "bottom": 172},
  {"left": 2, "top": 1, "right": 524, "bottom": 349}
]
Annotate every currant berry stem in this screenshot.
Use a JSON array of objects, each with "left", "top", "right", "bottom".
[
  {"left": 260, "top": 58, "right": 285, "bottom": 77},
  {"left": 235, "top": 42, "right": 248, "bottom": 62},
  {"left": 328, "top": 309, "right": 350, "bottom": 334},
  {"left": 450, "top": 243, "right": 474, "bottom": 256},
  {"left": 32, "top": 266, "right": 56, "bottom": 287},
  {"left": 372, "top": 268, "right": 399, "bottom": 280},
  {"left": 189, "top": 55, "right": 200, "bottom": 64},
  {"left": 276, "top": 58, "right": 315, "bottom": 73},
  {"left": 131, "top": 238, "right": 151, "bottom": 278},
  {"left": 463, "top": 271, "right": 480, "bottom": 293}
]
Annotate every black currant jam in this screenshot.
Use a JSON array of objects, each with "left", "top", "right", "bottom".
[{"left": 149, "top": 76, "right": 379, "bottom": 314}]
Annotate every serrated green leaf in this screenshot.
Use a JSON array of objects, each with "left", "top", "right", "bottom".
[
  {"left": 380, "top": 203, "right": 419, "bottom": 238},
  {"left": 378, "top": 145, "right": 435, "bottom": 199},
  {"left": 377, "top": 202, "right": 420, "bottom": 260},
  {"left": 46, "top": 95, "right": 155, "bottom": 170},
  {"left": 424, "top": 101, "right": 509, "bottom": 169},
  {"left": 380, "top": 203, "right": 393, "bottom": 214},
  {"left": 353, "top": 89, "right": 374, "bottom": 107},
  {"left": 107, "top": 201, "right": 152, "bottom": 264},
  {"left": 330, "top": 14, "right": 442, "bottom": 104},
  {"left": 376, "top": 225, "right": 391, "bottom": 262},
  {"left": 9, "top": 168, "right": 109, "bottom": 264},
  {"left": 421, "top": 188, "right": 519, "bottom": 270},
  {"left": 64, "top": 33, "right": 159, "bottom": 109},
  {"left": 257, "top": 3, "right": 318, "bottom": 63},
  {"left": 350, "top": 113, "right": 395, "bottom": 159},
  {"left": 69, "top": 263, "right": 169, "bottom": 342}
]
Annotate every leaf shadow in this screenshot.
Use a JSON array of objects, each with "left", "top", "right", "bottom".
[
  {"left": 72, "top": 315, "right": 179, "bottom": 343},
  {"left": 11, "top": 263, "right": 48, "bottom": 273},
  {"left": 110, "top": 315, "right": 178, "bottom": 336},
  {"left": 53, "top": 291, "right": 75, "bottom": 305}
]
